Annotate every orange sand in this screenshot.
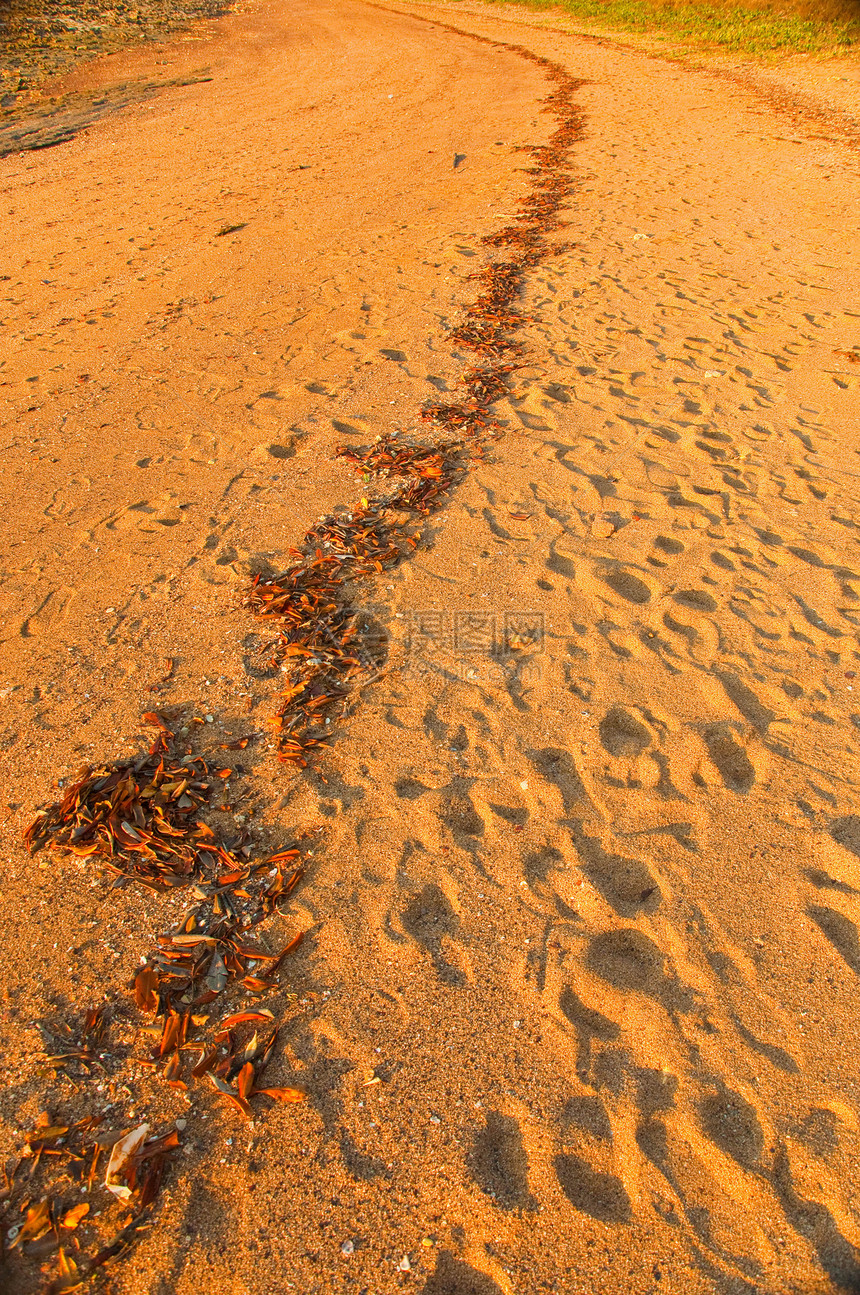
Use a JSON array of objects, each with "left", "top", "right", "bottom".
[{"left": 2, "top": 1, "right": 860, "bottom": 1291}]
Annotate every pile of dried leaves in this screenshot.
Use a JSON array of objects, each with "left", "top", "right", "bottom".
[
  {"left": 243, "top": 451, "right": 468, "bottom": 763},
  {"left": 14, "top": 720, "right": 309, "bottom": 1290},
  {"left": 245, "top": 559, "right": 376, "bottom": 766},
  {"left": 3, "top": 1112, "right": 180, "bottom": 1292},
  {"left": 22, "top": 714, "right": 234, "bottom": 889},
  {"left": 132, "top": 848, "right": 306, "bottom": 1108}
]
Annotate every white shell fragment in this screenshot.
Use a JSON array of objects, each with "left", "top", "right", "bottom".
[{"left": 105, "top": 1123, "right": 150, "bottom": 1200}]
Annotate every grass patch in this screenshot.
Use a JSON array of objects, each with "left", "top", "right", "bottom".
[{"left": 477, "top": 0, "right": 860, "bottom": 56}]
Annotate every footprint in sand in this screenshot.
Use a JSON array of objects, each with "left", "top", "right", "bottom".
[
  {"left": 598, "top": 564, "right": 654, "bottom": 606},
  {"left": 553, "top": 1150, "right": 632, "bottom": 1224},
  {"left": 420, "top": 1253, "right": 504, "bottom": 1295},
  {"left": 701, "top": 723, "right": 756, "bottom": 793},
  {"left": 572, "top": 832, "right": 663, "bottom": 918},
  {"left": 400, "top": 881, "right": 470, "bottom": 987},
  {"left": 558, "top": 987, "right": 621, "bottom": 1088},
  {"left": 598, "top": 706, "right": 651, "bottom": 757},
  {"left": 586, "top": 928, "right": 671, "bottom": 998},
  {"left": 467, "top": 1110, "right": 536, "bottom": 1211},
  {"left": 698, "top": 1084, "right": 765, "bottom": 1172},
  {"left": 808, "top": 905, "right": 860, "bottom": 976}
]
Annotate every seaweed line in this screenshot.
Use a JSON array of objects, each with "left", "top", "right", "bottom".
[{"left": 7, "top": 19, "right": 584, "bottom": 1292}]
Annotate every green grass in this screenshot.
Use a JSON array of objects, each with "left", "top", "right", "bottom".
[{"left": 479, "top": 0, "right": 860, "bottom": 56}]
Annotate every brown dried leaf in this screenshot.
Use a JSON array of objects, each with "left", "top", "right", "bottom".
[
  {"left": 158, "top": 1014, "right": 181, "bottom": 1056},
  {"left": 26, "top": 1125, "right": 68, "bottom": 1145},
  {"left": 56, "top": 1246, "right": 83, "bottom": 1285},
  {"left": 134, "top": 966, "right": 158, "bottom": 1013},
  {"left": 191, "top": 1047, "right": 219, "bottom": 1078},
  {"left": 222, "top": 735, "right": 254, "bottom": 750},
  {"left": 236, "top": 1061, "right": 255, "bottom": 1101},
  {"left": 163, "top": 1052, "right": 183, "bottom": 1083},
  {"left": 256, "top": 1087, "right": 306, "bottom": 1103},
  {"left": 61, "top": 1202, "right": 90, "bottom": 1230},
  {"left": 141, "top": 712, "right": 171, "bottom": 732},
  {"left": 17, "top": 1197, "right": 53, "bottom": 1244},
  {"left": 222, "top": 1094, "right": 255, "bottom": 1119},
  {"left": 218, "top": 1010, "right": 274, "bottom": 1030}
]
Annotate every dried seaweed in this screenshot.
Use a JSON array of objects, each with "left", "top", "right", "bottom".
[
  {"left": 41, "top": 1007, "right": 108, "bottom": 1077},
  {"left": 244, "top": 49, "right": 584, "bottom": 771},
  {"left": 3, "top": 1112, "right": 179, "bottom": 1292},
  {"left": 18, "top": 28, "right": 585, "bottom": 1292},
  {"left": 23, "top": 716, "right": 231, "bottom": 889},
  {"left": 334, "top": 434, "right": 448, "bottom": 480},
  {"left": 17, "top": 718, "right": 310, "bottom": 1289}
]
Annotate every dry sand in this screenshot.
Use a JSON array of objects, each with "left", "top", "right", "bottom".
[{"left": 2, "top": 0, "right": 860, "bottom": 1291}]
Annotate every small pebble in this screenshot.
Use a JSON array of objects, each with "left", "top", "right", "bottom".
[{"left": 341, "top": 1239, "right": 355, "bottom": 1256}]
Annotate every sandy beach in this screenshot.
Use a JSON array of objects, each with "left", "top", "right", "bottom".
[{"left": 2, "top": 1, "right": 860, "bottom": 1290}]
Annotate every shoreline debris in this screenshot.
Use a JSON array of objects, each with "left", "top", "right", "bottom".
[{"left": 16, "top": 25, "right": 585, "bottom": 1290}]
